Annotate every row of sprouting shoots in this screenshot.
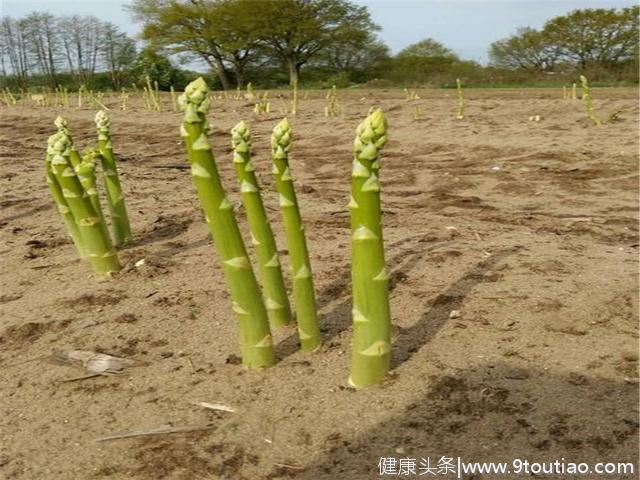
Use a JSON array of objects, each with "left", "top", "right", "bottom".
[
  {"left": 45, "top": 77, "right": 393, "bottom": 388},
  {"left": 179, "top": 77, "right": 391, "bottom": 387}
]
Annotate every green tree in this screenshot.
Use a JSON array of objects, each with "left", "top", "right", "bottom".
[
  {"left": 489, "top": 27, "right": 560, "bottom": 72},
  {"left": 132, "top": 46, "right": 182, "bottom": 89},
  {"left": 397, "top": 38, "right": 457, "bottom": 60},
  {"left": 127, "top": 0, "right": 262, "bottom": 89},
  {"left": 389, "top": 38, "right": 461, "bottom": 85},
  {"left": 542, "top": 7, "right": 639, "bottom": 69},
  {"left": 246, "top": 0, "right": 380, "bottom": 85},
  {"left": 314, "top": 37, "right": 390, "bottom": 83}
]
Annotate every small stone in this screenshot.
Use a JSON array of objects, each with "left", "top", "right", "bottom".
[
  {"left": 114, "top": 313, "right": 138, "bottom": 324},
  {"left": 77, "top": 319, "right": 98, "bottom": 328},
  {"left": 445, "top": 226, "right": 460, "bottom": 238},
  {"left": 449, "top": 310, "right": 461, "bottom": 319},
  {"left": 225, "top": 354, "right": 242, "bottom": 365},
  {"left": 504, "top": 367, "right": 530, "bottom": 380},
  {"left": 395, "top": 447, "right": 406, "bottom": 455}
]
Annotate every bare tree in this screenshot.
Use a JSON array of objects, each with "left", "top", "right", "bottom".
[
  {"left": 22, "top": 12, "right": 60, "bottom": 86},
  {"left": 0, "top": 16, "right": 31, "bottom": 87},
  {"left": 58, "top": 15, "right": 105, "bottom": 85},
  {"left": 102, "top": 23, "right": 136, "bottom": 88}
]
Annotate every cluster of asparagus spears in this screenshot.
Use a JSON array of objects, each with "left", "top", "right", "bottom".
[
  {"left": 179, "top": 77, "right": 391, "bottom": 385},
  {"left": 45, "top": 111, "right": 132, "bottom": 275},
  {"left": 44, "top": 77, "right": 392, "bottom": 386}
]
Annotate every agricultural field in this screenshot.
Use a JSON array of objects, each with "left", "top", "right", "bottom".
[{"left": 0, "top": 87, "right": 638, "bottom": 479}]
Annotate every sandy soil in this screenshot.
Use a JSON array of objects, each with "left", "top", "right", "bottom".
[{"left": 0, "top": 88, "right": 638, "bottom": 480}]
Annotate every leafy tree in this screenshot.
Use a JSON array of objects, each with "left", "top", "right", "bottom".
[
  {"left": 314, "top": 37, "right": 389, "bottom": 83},
  {"left": 397, "top": 38, "right": 457, "bottom": 60},
  {"left": 128, "top": 0, "right": 380, "bottom": 87},
  {"left": 127, "top": 0, "right": 263, "bottom": 89},
  {"left": 542, "top": 7, "right": 639, "bottom": 69},
  {"left": 131, "top": 46, "right": 183, "bottom": 89},
  {"left": 389, "top": 38, "right": 461, "bottom": 85},
  {"left": 240, "top": 0, "right": 380, "bottom": 85},
  {"left": 489, "top": 27, "right": 560, "bottom": 72}
]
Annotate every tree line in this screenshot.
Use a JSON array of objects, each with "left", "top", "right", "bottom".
[
  {"left": 489, "top": 6, "right": 638, "bottom": 76},
  {"left": 0, "top": 13, "right": 136, "bottom": 89},
  {"left": 1, "top": 1, "right": 637, "bottom": 91}
]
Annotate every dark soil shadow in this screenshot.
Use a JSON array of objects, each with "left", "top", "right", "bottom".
[
  {"left": 0, "top": 202, "right": 50, "bottom": 226},
  {"left": 290, "top": 364, "right": 639, "bottom": 480},
  {"left": 127, "top": 213, "right": 193, "bottom": 248},
  {"left": 392, "top": 247, "right": 519, "bottom": 369},
  {"left": 276, "top": 235, "right": 453, "bottom": 360},
  {"left": 315, "top": 233, "right": 440, "bottom": 310}
]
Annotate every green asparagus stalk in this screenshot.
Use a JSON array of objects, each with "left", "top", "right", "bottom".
[
  {"left": 180, "top": 77, "right": 275, "bottom": 369},
  {"left": 580, "top": 75, "right": 602, "bottom": 126},
  {"left": 54, "top": 116, "right": 82, "bottom": 170},
  {"left": 231, "top": 121, "right": 292, "bottom": 328},
  {"left": 291, "top": 78, "right": 298, "bottom": 115},
  {"left": 76, "top": 148, "right": 105, "bottom": 226},
  {"left": 45, "top": 153, "right": 83, "bottom": 255},
  {"left": 324, "top": 85, "right": 341, "bottom": 117},
  {"left": 47, "top": 131, "right": 120, "bottom": 275},
  {"left": 271, "top": 118, "right": 321, "bottom": 351},
  {"left": 349, "top": 108, "right": 391, "bottom": 388},
  {"left": 456, "top": 78, "right": 464, "bottom": 120},
  {"left": 95, "top": 110, "right": 133, "bottom": 245},
  {"left": 170, "top": 85, "right": 177, "bottom": 111}
]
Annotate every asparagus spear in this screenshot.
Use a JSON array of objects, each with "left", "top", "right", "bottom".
[
  {"left": 231, "top": 121, "right": 292, "bottom": 328},
  {"left": 179, "top": 77, "right": 275, "bottom": 369},
  {"left": 456, "top": 78, "right": 464, "bottom": 120},
  {"left": 45, "top": 153, "right": 83, "bottom": 256},
  {"left": 47, "top": 131, "right": 120, "bottom": 275},
  {"left": 95, "top": 110, "right": 133, "bottom": 246},
  {"left": 271, "top": 118, "right": 321, "bottom": 352},
  {"left": 76, "top": 148, "right": 105, "bottom": 227},
  {"left": 54, "top": 116, "right": 82, "bottom": 170},
  {"left": 580, "top": 75, "right": 602, "bottom": 126},
  {"left": 349, "top": 108, "right": 391, "bottom": 388}
]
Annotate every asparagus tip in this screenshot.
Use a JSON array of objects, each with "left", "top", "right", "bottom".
[
  {"left": 272, "top": 118, "right": 292, "bottom": 154},
  {"left": 54, "top": 115, "right": 68, "bottom": 133},
  {"left": 232, "top": 120, "right": 249, "bottom": 135},
  {"left": 180, "top": 77, "right": 210, "bottom": 120},
  {"left": 95, "top": 110, "right": 110, "bottom": 130},
  {"left": 47, "top": 130, "right": 71, "bottom": 157},
  {"left": 231, "top": 120, "right": 251, "bottom": 149}
]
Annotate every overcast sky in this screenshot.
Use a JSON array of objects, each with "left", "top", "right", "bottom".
[{"left": 1, "top": 0, "right": 636, "bottom": 64}]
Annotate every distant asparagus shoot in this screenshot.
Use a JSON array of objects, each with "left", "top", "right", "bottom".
[
  {"left": 456, "top": 78, "right": 465, "bottom": 120},
  {"left": 580, "top": 75, "right": 602, "bottom": 126}
]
